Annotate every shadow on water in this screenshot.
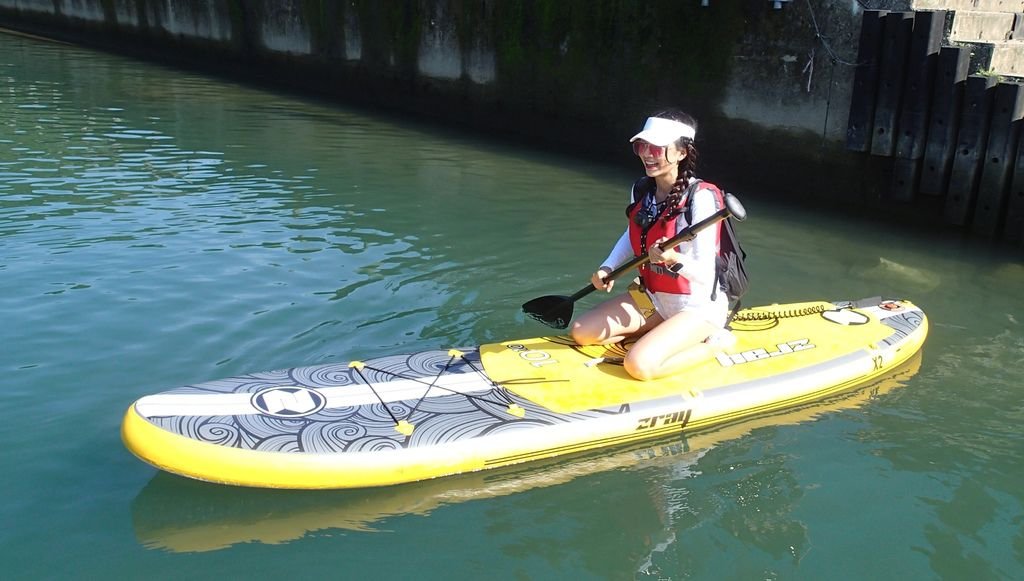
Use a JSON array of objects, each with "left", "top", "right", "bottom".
[{"left": 130, "top": 351, "right": 921, "bottom": 569}]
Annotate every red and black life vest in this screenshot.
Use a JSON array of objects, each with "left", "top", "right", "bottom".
[{"left": 626, "top": 179, "right": 725, "bottom": 294}]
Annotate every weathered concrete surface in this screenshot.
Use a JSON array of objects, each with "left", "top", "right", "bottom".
[
  {"left": 0, "top": 0, "right": 910, "bottom": 219},
  {"left": 948, "top": 11, "right": 1016, "bottom": 42},
  {"left": 914, "top": 0, "right": 1024, "bottom": 12},
  {"left": 914, "top": 0, "right": 1024, "bottom": 78}
]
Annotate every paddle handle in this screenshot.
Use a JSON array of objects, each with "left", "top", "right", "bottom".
[{"left": 566, "top": 204, "right": 734, "bottom": 302}]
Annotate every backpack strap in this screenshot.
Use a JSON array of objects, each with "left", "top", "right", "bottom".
[
  {"left": 679, "top": 179, "right": 728, "bottom": 304},
  {"left": 681, "top": 179, "right": 733, "bottom": 224},
  {"left": 626, "top": 177, "right": 655, "bottom": 216},
  {"left": 725, "top": 299, "right": 742, "bottom": 330},
  {"left": 679, "top": 179, "right": 706, "bottom": 224}
]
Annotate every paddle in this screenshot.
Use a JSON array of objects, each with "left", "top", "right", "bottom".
[{"left": 522, "top": 193, "right": 747, "bottom": 329}]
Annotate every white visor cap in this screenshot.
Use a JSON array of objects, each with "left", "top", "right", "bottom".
[{"left": 629, "top": 116, "right": 696, "bottom": 146}]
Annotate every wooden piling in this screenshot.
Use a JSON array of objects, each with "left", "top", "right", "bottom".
[
  {"left": 889, "top": 158, "right": 921, "bottom": 201},
  {"left": 945, "top": 75, "right": 998, "bottom": 226},
  {"left": 920, "top": 47, "right": 970, "bottom": 196},
  {"left": 871, "top": 12, "right": 915, "bottom": 157},
  {"left": 894, "top": 10, "right": 945, "bottom": 161},
  {"left": 887, "top": 11, "right": 945, "bottom": 202},
  {"left": 847, "top": 10, "right": 888, "bottom": 153},
  {"left": 1003, "top": 134, "right": 1024, "bottom": 244},
  {"left": 971, "top": 82, "right": 1024, "bottom": 239}
]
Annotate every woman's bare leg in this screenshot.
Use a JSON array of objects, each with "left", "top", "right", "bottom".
[
  {"left": 623, "top": 311, "right": 717, "bottom": 381},
  {"left": 570, "top": 294, "right": 662, "bottom": 346}
]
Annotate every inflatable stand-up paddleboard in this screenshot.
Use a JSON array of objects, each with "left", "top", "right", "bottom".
[
  {"left": 121, "top": 296, "right": 927, "bottom": 489},
  {"left": 132, "top": 350, "right": 922, "bottom": 553}
]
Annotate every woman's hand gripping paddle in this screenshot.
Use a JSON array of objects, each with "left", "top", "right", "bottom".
[{"left": 522, "top": 193, "right": 746, "bottom": 329}]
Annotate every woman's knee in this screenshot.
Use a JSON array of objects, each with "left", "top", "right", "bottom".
[
  {"left": 571, "top": 298, "right": 646, "bottom": 345},
  {"left": 570, "top": 319, "right": 602, "bottom": 345},
  {"left": 623, "top": 350, "right": 658, "bottom": 381}
]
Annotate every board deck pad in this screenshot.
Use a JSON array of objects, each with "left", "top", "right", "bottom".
[{"left": 483, "top": 301, "right": 903, "bottom": 413}]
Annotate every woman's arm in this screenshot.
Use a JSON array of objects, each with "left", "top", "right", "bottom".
[
  {"left": 600, "top": 229, "right": 633, "bottom": 271},
  {"left": 600, "top": 186, "right": 639, "bottom": 272}
]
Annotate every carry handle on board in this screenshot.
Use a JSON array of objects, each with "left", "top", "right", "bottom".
[{"left": 521, "top": 193, "right": 746, "bottom": 329}]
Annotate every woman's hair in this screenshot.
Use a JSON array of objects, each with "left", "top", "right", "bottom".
[{"left": 652, "top": 109, "right": 699, "bottom": 214}]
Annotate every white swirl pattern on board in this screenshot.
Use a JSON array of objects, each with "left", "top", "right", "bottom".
[
  {"left": 877, "top": 310, "right": 923, "bottom": 348},
  {"left": 148, "top": 349, "right": 625, "bottom": 453},
  {"left": 194, "top": 418, "right": 240, "bottom": 446},
  {"left": 255, "top": 434, "right": 304, "bottom": 453}
]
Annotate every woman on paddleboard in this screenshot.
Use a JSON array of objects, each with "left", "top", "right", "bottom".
[{"left": 571, "top": 110, "right": 732, "bottom": 381}]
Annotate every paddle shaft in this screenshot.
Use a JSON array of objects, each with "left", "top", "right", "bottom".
[{"left": 564, "top": 205, "right": 731, "bottom": 303}]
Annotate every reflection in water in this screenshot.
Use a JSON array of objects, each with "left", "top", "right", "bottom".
[
  {"left": 1, "top": 30, "right": 620, "bottom": 380},
  {"left": 636, "top": 352, "right": 923, "bottom": 578},
  {"left": 849, "top": 256, "right": 941, "bottom": 293},
  {"left": 855, "top": 326, "right": 1024, "bottom": 580},
  {"left": 131, "top": 352, "right": 921, "bottom": 557}
]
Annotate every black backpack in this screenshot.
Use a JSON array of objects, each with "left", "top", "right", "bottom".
[{"left": 680, "top": 180, "right": 750, "bottom": 315}]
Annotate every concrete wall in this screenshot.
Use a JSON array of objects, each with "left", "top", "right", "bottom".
[{"left": 0, "top": 1, "right": 903, "bottom": 215}]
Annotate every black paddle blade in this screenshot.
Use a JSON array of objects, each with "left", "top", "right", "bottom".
[{"left": 522, "top": 295, "right": 574, "bottom": 329}]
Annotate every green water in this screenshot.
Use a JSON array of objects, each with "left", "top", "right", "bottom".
[{"left": 3, "top": 32, "right": 1023, "bottom": 580}]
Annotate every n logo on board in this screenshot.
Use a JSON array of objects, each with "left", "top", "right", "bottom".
[{"left": 251, "top": 386, "right": 326, "bottom": 418}]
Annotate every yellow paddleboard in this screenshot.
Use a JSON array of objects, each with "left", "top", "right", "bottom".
[{"left": 122, "top": 297, "right": 927, "bottom": 489}]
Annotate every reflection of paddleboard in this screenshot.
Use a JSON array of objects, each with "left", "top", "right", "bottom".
[
  {"left": 122, "top": 297, "right": 928, "bottom": 490},
  {"left": 131, "top": 352, "right": 923, "bottom": 553}
]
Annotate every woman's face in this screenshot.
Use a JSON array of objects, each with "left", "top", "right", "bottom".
[{"left": 633, "top": 140, "right": 685, "bottom": 178}]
